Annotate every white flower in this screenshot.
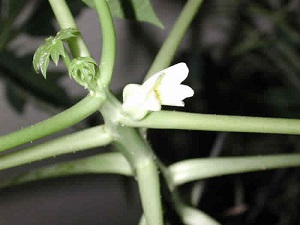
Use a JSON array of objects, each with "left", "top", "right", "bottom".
[{"left": 122, "top": 63, "right": 194, "bottom": 120}]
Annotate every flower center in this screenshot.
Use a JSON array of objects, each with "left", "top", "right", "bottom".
[{"left": 153, "top": 73, "right": 166, "bottom": 104}]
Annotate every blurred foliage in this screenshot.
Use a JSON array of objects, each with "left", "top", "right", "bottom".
[
  {"left": 82, "top": 0, "right": 163, "bottom": 28},
  {"left": 200, "top": 0, "right": 300, "bottom": 118}
]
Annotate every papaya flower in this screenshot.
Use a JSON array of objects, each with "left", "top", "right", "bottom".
[{"left": 122, "top": 63, "right": 194, "bottom": 120}]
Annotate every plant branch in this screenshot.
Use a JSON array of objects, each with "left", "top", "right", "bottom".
[
  {"left": 0, "top": 152, "right": 130, "bottom": 189},
  {"left": 112, "top": 128, "right": 163, "bottom": 225},
  {"left": 0, "top": 125, "right": 113, "bottom": 171},
  {"left": 100, "top": 92, "right": 164, "bottom": 225},
  {"left": 0, "top": 95, "right": 105, "bottom": 152},
  {"left": 93, "top": 0, "right": 116, "bottom": 87},
  {"left": 177, "top": 202, "right": 221, "bottom": 225},
  {"left": 48, "top": 0, "right": 91, "bottom": 57},
  {"left": 169, "top": 153, "right": 300, "bottom": 186},
  {"left": 145, "top": 0, "right": 204, "bottom": 79},
  {"left": 120, "top": 111, "right": 300, "bottom": 135}
]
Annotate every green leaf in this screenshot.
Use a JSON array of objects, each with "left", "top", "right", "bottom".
[
  {"left": 32, "top": 28, "right": 80, "bottom": 78},
  {"left": 82, "top": 0, "right": 163, "bottom": 28},
  {"left": 50, "top": 40, "right": 65, "bottom": 65},
  {"left": 32, "top": 44, "right": 45, "bottom": 74},
  {"left": 39, "top": 51, "right": 50, "bottom": 78},
  {"left": 56, "top": 28, "right": 81, "bottom": 41}
]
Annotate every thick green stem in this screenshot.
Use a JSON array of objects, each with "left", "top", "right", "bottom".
[
  {"left": 135, "top": 159, "right": 164, "bottom": 225},
  {"left": 0, "top": 125, "right": 113, "bottom": 171},
  {"left": 120, "top": 111, "right": 300, "bottom": 135},
  {"left": 169, "top": 153, "right": 300, "bottom": 186},
  {"left": 174, "top": 193, "right": 221, "bottom": 225},
  {"left": 0, "top": 153, "right": 131, "bottom": 189},
  {"left": 93, "top": 0, "right": 116, "bottom": 88},
  {"left": 0, "top": 95, "right": 105, "bottom": 152},
  {"left": 48, "top": 0, "right": 91, "bottom": 57},
  {"left": 145, "top": 0, "right": 204, "bottom": 79},
  {"left": 100, "top": 92, "right": 164, "bottom": 225},
  {"left": 112, "top": 127, "right": 163, "bottom": 225}
]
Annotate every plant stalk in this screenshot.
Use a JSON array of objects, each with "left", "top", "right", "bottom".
[
  {"left": 93, "top": 0, "right": 116, "bottom": 88},
  {"left": 100, "top": 92, "right": 164, "bottom": 225},
  {"left": 145, "top": 0, "right": 204, "bottom": 79},
  {"left": 120, "top": 111, "right": 300, "bottom": 135},
  {"left": 0, "top": 125, "right": 112, "bottom": 171},
  {"left": 0, "top": 95, "right": 105, "bottom": 152},
  {"left": 170, "top": 153, "right": 300, "bottom": 185}
]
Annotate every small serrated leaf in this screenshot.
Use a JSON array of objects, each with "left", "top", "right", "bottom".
[
  {"left": 50, "top": 50, "right": 60, "bottom": 66},
  {"left": 33, "top": 28, "right": 75, "bottom": 77},
  {"left": 56, "top": 28, "right": 80, "bottom": 41},
  {"left": 40, "top": 52, "right": 50, "bottom": 78},
  {"left": 33, "top": 45, "right": 45, "bottom": 73},
  {"left": 50, "top": 41, "right": 65, "bottom": 65}
]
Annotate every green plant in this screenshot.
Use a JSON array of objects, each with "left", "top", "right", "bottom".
[{"left": 0, "top": 0, "right": 299, "bottom": 224}]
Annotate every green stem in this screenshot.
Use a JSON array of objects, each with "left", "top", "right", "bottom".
[
  {"left": 0, "top": 95, "right": 105, "bottom": 152},
  {"left": 175, "top": 199, "right": 221, "bottom": 225},
  {"left": 0, "top": 125, "right": 113, "bottom": 171},
  {"left": 114, "top": 132, "right": 163, "bottom": 225},
  {"left": 169, "top": 153, "right": 300, "bottom": 186},
  {"left": 100, "top": 92, "right": 164, "bottom": 225},
  {"left": 48, "top": 0, "right": 91, "bottom": 57},
  {"left": 93, "top": 0, "right": 116, "bottom": 88},
  {"left": 0, "top": 152, "right": 131, "bottom": 189},
  {"left": 120, "top": 111, "right": 300, "bottom": 135},
  {"left": 145, "top": 0, "right": 204, "bottom": 79}
]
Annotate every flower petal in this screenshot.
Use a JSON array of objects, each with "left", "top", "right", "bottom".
[
  {"left": 142, "top": 62, "right": 189, "bottom": 90},
  {"left": 144, "top": 92, "right": 161, "bottom": 111},
  {"left": 141, "top": 70, "right": 163, "bottom": 90},
  {"left": 160, "top": 86, "right": 193, "bottom": 106},
  {"left": 122, "top": 62, "right": 194, "bottom": 120},
  {"left": 159, "top": 63, "right": 189, "bottom": 86},
  {"left": 123, "top": 84, "right": 143, "bottom": 104}
]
